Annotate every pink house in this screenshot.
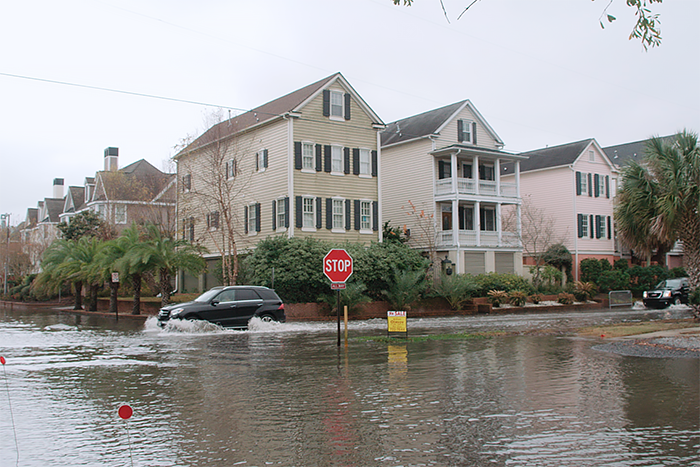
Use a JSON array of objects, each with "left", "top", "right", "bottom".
[{"left": 501, "top": 139, "right": 619, "bottom": 280}]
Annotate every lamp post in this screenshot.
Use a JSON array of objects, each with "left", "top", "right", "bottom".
[{"left": 1, "top": 213, "right": 9, "bottom": 296}]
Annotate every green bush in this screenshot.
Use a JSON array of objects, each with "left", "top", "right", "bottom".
[
  {"left": 557, "top": 293, "right": 575, "bottom": 305},
  {"left": 669, "top": 267, "right": 687, "bottom": 278},
  {"left": 473, "top": 273, "right": 533, "bottom": 297},
  {"left": 382, "top": 268, "right": 426, "bottom": 310},
  {"left": 579, "top": 258, "right": 603, "bottom": 283},
  {"left": 487, "top": 290, "right": 509, "bottom": 307},
  {"left": 628, "top": 265, "right": 668, "bottom": 295},
  {"left": 319, "top": 281, "right": 371, "bottom": 315},
  {"left": 509, "top": 290, "right": 528, "bottom": 307},
  {"left": 573, "top": 281, "right": 598, "bottom": 301},
  {"left": 614, "top": 259, "right": 629, "bottom": 271},
  {"left": 596, "top": 270, "right": 630, "bottom": 293},
  {"left": 542, "top": 244, "right": 573, "bottom": 282},
  {"left": 529, "top": 293, "right": 544, "bottom": 304},
  {"left": 690, "top": 288, "right": 700, "bottom": 306},
  {"left": 434, "top": 273, "right": 478, "bottom": 310}
]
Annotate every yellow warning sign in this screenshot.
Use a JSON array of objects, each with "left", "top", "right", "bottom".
[{"left": 387, "top": 310, "right": 407, "bottom": 333}]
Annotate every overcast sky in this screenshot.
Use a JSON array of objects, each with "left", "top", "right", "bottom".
[{"left": 1, "top": 0, "right": 698, "bottom": 225}]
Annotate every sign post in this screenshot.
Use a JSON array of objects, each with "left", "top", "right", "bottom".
[{"left": 323, "top": 249, "right": 353, "bottom": 347}]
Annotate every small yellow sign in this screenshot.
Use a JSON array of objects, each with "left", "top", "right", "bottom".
[{"left": 387, "top": 310, "right": 407, "bottom": 333}]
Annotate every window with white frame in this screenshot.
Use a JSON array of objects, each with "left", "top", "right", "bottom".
[
  {"left": 333, "top": 199, "right": 344, "bottom": 230},
  {"left": 480, "top": 206, "right": 496, "bottom": 231},
  {"left": 95, "top": 204, "right": 106, "bottom": 219},
  {"left": 598, "top": 175, "right": 606, "bottom": 196},
  {"left": 580, "top": 172, "right": 588, "bottom": 194},
  {"left": 589, "top": 150, "right": 595, "bottom": 162},
  {"left": 248, "top": 204, "right": 257, "bottom": 235},
  {"left": 359, "top": 149, "right": 370, "bottom": 175},
  {"left": 207, "top": 211, "right": 219, "bottom": 230},
  {"left": 331, "top": 145, "right": 343, "bottom": 173},
  {"left": 360, "top": 201, "right": 371, "bottom": 231},
  {"left": 226, "top": 159, "right": 237, "bottom": 179},
  {"left": 330, "top": 91, "right": 344, "bottom": 118},
  {"left": 277, "top": 197, "right": 286, "bottom": 230},
  {"left": 479, "top": 164, "right": 495, "bottom": 181},
  {"left": 458, "top": 119, "right": 473, "bottom": 143},
  {"left": 115, "top": 205, "right": 126, "bottom": 224},
  {"left": 303, "top": 197, "right": 315, "bottom": 229},
  {"left": 302, "top": 143, "right": 314, "bottom": 170},
  {"left": 599, "top": 215, "right": 606, "bottom": 239},
  {"left": 580, "top": 214, "right": 589, "bottom": 237},
  {"left": 256, "top": 149, "right": 268, "bottom": 172}
]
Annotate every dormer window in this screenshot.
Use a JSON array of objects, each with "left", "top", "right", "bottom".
[
  {"left": 458, "top": 119, "right": 477, "bottom": 144},
  {"left": 330, "top": 91, "right": 343, "bottom": 118},
  {"left": 323, "top": 90, "right": 351, "bottom": 120}
]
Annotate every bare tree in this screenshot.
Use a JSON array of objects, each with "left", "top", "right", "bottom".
[
  {"left": 403, "top": 200, "right": 441, "bottom": 282},
  {"left": 176, "top": 110, "right": 256, "bottom": 286}
]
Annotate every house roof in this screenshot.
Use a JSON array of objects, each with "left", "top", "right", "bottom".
[
  {"left": 602, "top": 135, "right": 676, "bottom": 167},
  {"left": 502, "top": 139, "right": 595, "bottom": 175},
  {"left": 93, "top": 159, "right": 175, "bottom": 203},
  {"left": 25, "top": 208, "right": 38, "bottom": 226},
  {"left": 43, "top": 198, "right": 64, "bottom": 223},
  {"left": 179, "top": 73, "right": 382, "bottom": 156},
  {"left": 381, "top": 100, "right": 505, "bottom": 149},
  {"left": 64, "top": 186, "right": 85, "bottom": 213}
]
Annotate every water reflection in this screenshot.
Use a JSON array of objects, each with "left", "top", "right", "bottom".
[{"left": 0, "top": 305, "right": 697, "bottom": 466}]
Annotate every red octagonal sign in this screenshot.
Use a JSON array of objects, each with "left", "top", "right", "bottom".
[{"left": 323, "top": 249, "right": 353, "bottom": 283}]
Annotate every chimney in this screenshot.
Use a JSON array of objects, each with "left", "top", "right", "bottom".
[
  {"left": 104, "top": 147, "right": 119, "bottom": 171},
  {"left": 53, "top": 178, "right": 64, "bottom": 199}
]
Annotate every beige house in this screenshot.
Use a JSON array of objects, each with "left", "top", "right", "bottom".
[
  {"left": 175, "top": 73, "right": 384, "bottom": 289},
  {"left": 501, "top": 139, "right": 619, "bottom": 280},
  {"left": 381, "top": 100, "right": 526, "bottom": 275}
]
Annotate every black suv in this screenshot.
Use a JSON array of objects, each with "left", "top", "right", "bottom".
[
  {"left": 642, "top": 278, "right": 690, "bottom": 309},
  {"left": 157, "top": 286, "right": 285, "bottom": 328}
]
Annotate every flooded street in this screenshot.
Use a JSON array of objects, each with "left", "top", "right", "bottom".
[{"left": 0, "top": 304, "right": 698, "bottom": 466}]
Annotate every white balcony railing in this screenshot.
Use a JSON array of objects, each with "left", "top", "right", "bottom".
[
  {"left": 435, "top": 178, "right": 518, "bottom": 198},
  {"left": 436, "top": 230, "right": 522, "bottom": 248}
]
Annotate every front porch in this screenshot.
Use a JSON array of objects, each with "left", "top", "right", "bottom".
[{"left": 437, "top": 229, "right": 521, "bottom": 248}]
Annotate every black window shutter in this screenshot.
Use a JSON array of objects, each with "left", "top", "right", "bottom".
[
  {"left": 315, "top": 144, "right": 322, "bottom": 172},
  {"left": 294, "top": 142, "right": 302, "bottom": 170},
  {"left": 457, "top": 119, "right": 464, "bottom": 142},
  {"left": 189, "top": 217, "right": 194, "bottom": 242},
  {"left": 284, "top": 197, "right": 290, "bottom": 228},
  {"left": 459, "top": 208, "right": 465, "bottom": 230},
  {"left": 345, "top": 199, "right": 351, "bottom": 230},
  {"left": 607, "top": 216, "right": 612, "bottom": 239},
  {"left": 272, "top": 200, "right": 277, "bottom": 231},
  {"left": 324, "top": 145, "right": 331, "bottom": 173},
  {"left": 322, "top": 90, "right": 330, "bottom": 117},
  {"left": 244, "top": 206, "right": 249, "bottom": 234},
  {"left": 605, "top": 176, "right": 610, "bottom": 198},
  {"left": 576, "top": 172, "right": 582, "bottom": 195},
  {"left": 344, "top": 147, "right": 350, "bottom": 174},
  {"left": 255, "top": 203, "right": 261, "bottom": 232},
  {"left": 182, "top": 218, "right": 186, "bottom": 240},
  {"left": 594, "top": 174, "right": 600, "bottom": 197},
  {"left": 354, "top": 200, "right": 361, "bottom": 231},
  {"left": 295, "top": 196, "right": 302, "bottom": 228},
  {"left": 371, "top": 150, "right": 378, "bottom": 177},
  {"left": 255, "top": 153, "right": 259, "bottom": 172},
  {"left": 589, "top": 215, "right": 594, "bottom": 238},
  {"left": 263, "top": 150, "right": 268, "bottom": 169},
  {"left": 577, "top": 214, "right": 583, "bottom": 238},
  {"left": 439, "top": 161, "right": 446, "bottom": 179},
  {"left": 352, "top": 148, "right": 360, "bottom": 175},
  {"left": 588, "top": 173, "right": 593, "bottom": 197},
  {"left": 472, "top": 122, "right": 477, "bottom": 145},
  {"left": 316, "top": 197, "right": 322, "bottom": 229},
  {"left": 372, "top": 201, "right": 378, "bottom": 231},
  {"left": 326, "top": 198, "right": 333, "bottom": 230},
  {"left": 344, "top": 93, "right": 351, "bottom": 120}
]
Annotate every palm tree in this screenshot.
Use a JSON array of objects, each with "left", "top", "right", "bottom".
[
  {"left": 34, "top": 239, "right": 83, "bottom": 309},
  {"left": 128, "top": 223, "right": 205, "bottom": 307},
  {"left": 61, "top": 237, "right": 103, "bottom": 311},
  {"left": 615, "top": 130, "right": 700, "bottom": 317}
]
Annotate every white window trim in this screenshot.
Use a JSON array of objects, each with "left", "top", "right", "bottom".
[
  {"left": 248, "top": 204, "right": 258, "bottom": 236},
  {"left": 256, "top": 150, "right": 266, "bottom": 173},
  {"left": 331, "top": 197, "right": 345, "bottom": 233},
  {"left": 359, "top": 148, "right": 371, "bottom": 177},
  {"left": 114, "top": 204, "right": 127, "bottom": 224},
  {"left": 301, "top": 196, "right": 316, "bottom": 232},
  {"left": 227, "top": 159, "right": 237, "bottom": 180},
  {"left": 359, "top": 199, "right": 372, "bottom": 234},
  {"left": 301, "top": 142, "right": 315, "bottom": 173},
  {"left": 580, "top": 172, "right": 588, "bottom": 194},
  {"left": 589, "top": 150, "right": 595, "bottom": 162},
  {"left": 581, "top": 215, "right": 589, "bottom": 238},
  {"left": 330, "top": 145, "right": 344, "bottom": 176},
  {"left": 460, "top": 119, "right": 473, "bottom": 144},
  {"left": 598, "top": 176, "right": 606, "bottom": 196},
  {"left": 276, "top": 197, "right": 287, "bottom": 232},
  {"left": 329, "top": 90, "right": 344, "bottom": 121}
]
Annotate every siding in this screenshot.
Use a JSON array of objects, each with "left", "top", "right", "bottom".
[{"left": 432, "top": 106, "right": 501, "bottom": 151}]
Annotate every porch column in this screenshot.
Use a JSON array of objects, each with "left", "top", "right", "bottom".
[
  {"left": 516, "top": 203, "right": 522, "bottom": 248},
  {"left": 452, "top": 198, "right": 459, "bottom": 247},
  {"left": 515, "top": 160, "right": 521, "bottom": 198},
  {"left": 497, "top": 203, "right": 502, "bottom": 246},
  {"left": 495, "top": 159, "right": 501, "bottom": 197},
  {"left": 473, "top": 155, "right": 480, "bottom": 195},
  {"left": 451, "top": 151, "right": 458, "bottom": 193},
  {"left": 475, "top": 200, "right": 481, "bottom": 246}
]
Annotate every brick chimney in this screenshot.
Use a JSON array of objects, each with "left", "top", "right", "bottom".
[
  {"left": 104, "top": 147, "right": 119, "bottom": 171},
  {"left": 53, "top": 178, "right": 64, "bottom": 199}
]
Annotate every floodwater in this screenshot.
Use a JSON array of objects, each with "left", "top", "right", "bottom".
[{"left": 0, "top": 303, "right": 698, "bottom": 467}]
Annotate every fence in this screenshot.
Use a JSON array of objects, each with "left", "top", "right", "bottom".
[{"left": 609, "top": 290, "right": 633, "bottom": 308}]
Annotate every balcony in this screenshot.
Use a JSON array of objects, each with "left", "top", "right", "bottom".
[
  {"left": 435, "top": 178, "right": 517, "bottom": 198},
  {"left": 437, "top": 230, "right": 521, "bottom": 248}
]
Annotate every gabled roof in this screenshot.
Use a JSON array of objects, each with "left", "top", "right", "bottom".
[
  {"left": 602, "top": 135, "right": 676, "bottom": 167},
  {"left": 513, "top": 139, "right": 594, "bottom": 173},
  {"left": 42, "top": 198, "right": 64, "bottom": 223},
  {"left": 25, "top": 208, "right": 38, "bottom": 227},
  {"left": 179, "top": 72, "right": 383, "bottom": 156},
  {"left": 93, "top": 159, "right": 175, "bottom": 203},
  {"left": 381, "top": 100, "right": 504, "bottom": 148},
  {"left": 64, "top": 186, "right": 85, "bottom": 213}
]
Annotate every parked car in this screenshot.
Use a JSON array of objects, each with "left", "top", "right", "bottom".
[
  {"left": 642, "top": 278, "right": 690, "bottom": 309},
  {"left": 158, "top": 286, "right": 285, "bottom": 328}
]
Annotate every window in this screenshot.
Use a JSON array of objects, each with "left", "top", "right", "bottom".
[
  {"left": 597, "top": 175, "right": 606, "bottom": 197},
  {"left": 207, "top": 211, "right": 219, "bottom": 230},
  {"left": 115, "top": 205, "right": 126, "bottom": 224},
  {"left": 256, "top": 149, "right": 268, "bottom": 172},
  {"left": 302, "top": 143, "right": 314, "bottom": 170},
  {"left": 248, "top": 204, "right": 257, "bottom": 235},
  {"left": 578, "top": 214, "right": 589, "bottom": 238},
  {"left": 458, "top": 119, "right": 473, "bottom": 143},
  {"left": 330, "top": 91, "right": 344, "bottom": 118},
  {"left": 459, "top": 206, "right": 474, "bottom": 230},
  {"left": 462, "top": 163, "right": 473, "bottom": 178},
  {"left": 182, "top": 217, "right": 194, "bottom": 242},
  {"left": 589, "top": 150, "right": 595, "bottom": 162},
  {"left": 359, "top": 149, "right": 371, "bottom": 175},
  {"left": 580, "top": 172, "right": 588, "bottom": 194},
  {"left": 226, "top": 159, "right": 237, "bottom": 179},
  {"left": 331, "top": 146, "right": 343, "bottom": 173},
  {"left": 438, "top": 160, "right": 451, "bottom": 179},
  {"left": 598, "top": 215, "right": 606, "bottom": 239},
  {"left": 95, "top": 204, "right": 106, "bottom": 219},
  {"left": 333, "top": 199, "right": 344, "bottom": 230},
  {"left": 441, "top": 204, "right": 452, "bottom": 231},
  {"left": 303, "top": 197, "right": 315, "bottom": 229},
  {"left": 182, "top": 174, "right": 191, "bottom": 192},
  {"left": 360, "top": 201, "right": 372, "bottom": 231},
  {"left": 479, "top": 164, "right": 495, "bottom": 181},
  {"left": 277, "top": 198, "right": 286, "bottom": 230},
  {"left": 480, "top": 206, "right": 496, "bottom": 231}
]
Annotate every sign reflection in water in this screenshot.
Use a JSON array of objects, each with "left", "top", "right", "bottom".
[{"left": 0, "top": 304, "right": 698, "bottom": 466}]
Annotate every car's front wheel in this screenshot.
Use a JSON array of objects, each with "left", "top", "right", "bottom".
[{"left": 673, "top": 296, "right": 682, "bottom": 306}]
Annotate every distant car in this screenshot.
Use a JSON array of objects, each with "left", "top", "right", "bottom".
[
  {"left": 642, "top": 278, "right": 690, "bottom": 309},
  {"left": 157, "top": 286, "right": 285, "bottom": 328}
]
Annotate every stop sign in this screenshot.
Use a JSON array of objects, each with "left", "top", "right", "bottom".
[{"left": 323, "top": 249, "right": 353, "bottom": 283}]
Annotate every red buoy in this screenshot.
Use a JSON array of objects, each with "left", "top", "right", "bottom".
[
  {"left": 0, "top": 356, "right": 5, "bottom": 365},
  {"left": 118, "top": 405, "right": 133, "bottom": 420}
]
